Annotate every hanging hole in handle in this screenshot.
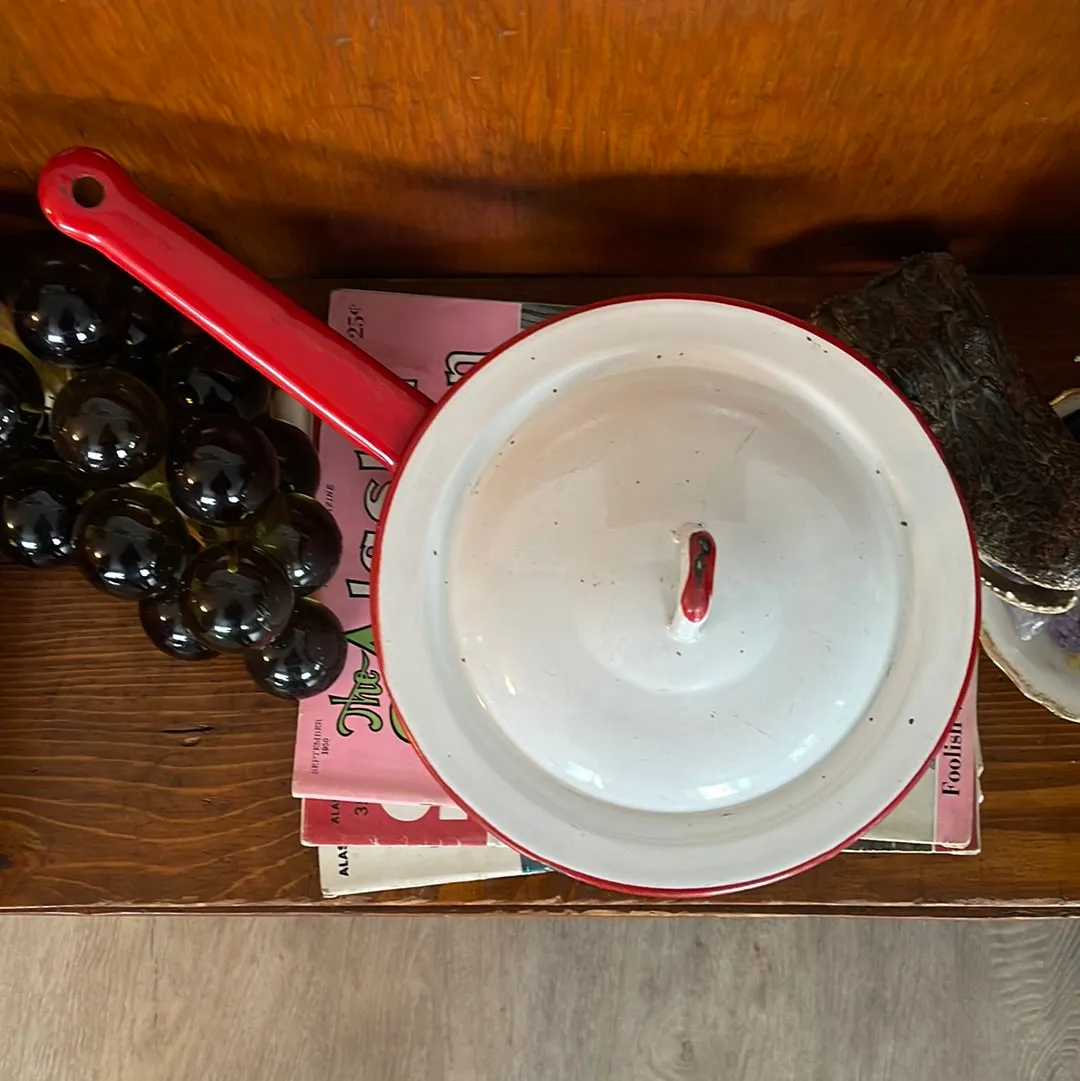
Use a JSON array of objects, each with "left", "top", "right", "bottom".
[{"left": 71, "top": 176, "right": 105, "bottom": 208}]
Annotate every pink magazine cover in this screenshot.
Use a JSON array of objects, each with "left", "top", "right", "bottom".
[
  {"left": 291, "top": 290, "right": 528, "bottom": 803},
  {"left": 300, "top": 799, "right": 493, "bottom": 847},
  {"left": 932, "top": 663, "right": 978, "bottom": 848},
  {"left": 851, "top": 661, "right": 979, "bottom": 853}
]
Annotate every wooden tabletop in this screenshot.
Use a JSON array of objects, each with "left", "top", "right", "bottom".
[{"left": 2, "top": 274, "right": 1079, "bottom": 916}]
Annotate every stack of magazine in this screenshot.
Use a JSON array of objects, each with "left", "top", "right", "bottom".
[{"left": 292, "top": 289, "right": 983, "bottom": 898}]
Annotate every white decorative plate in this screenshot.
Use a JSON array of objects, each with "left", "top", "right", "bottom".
[
  {"left": 980, "top": 389, "right": 1080, "bottom": 722},
  {"left": 981, "top": 589, "right": 1080, "bottom": 722},
  {"left": 375, "top": 297, "right": 979, "bottom": 896}
]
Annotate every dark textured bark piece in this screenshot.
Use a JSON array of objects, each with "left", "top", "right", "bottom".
[{"left": 813, "top": 253, "right": 1080, "bottom": 591}]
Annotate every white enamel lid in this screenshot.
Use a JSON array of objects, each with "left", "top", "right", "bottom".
[{"left": 375, "top": 297, "right": 979, "bottom": 896}]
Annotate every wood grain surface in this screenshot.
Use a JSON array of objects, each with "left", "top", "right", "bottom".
[
  {"left": 0, "top": 2, "right": 1079, "bottom": 278},
  {"left": 0, "top": 274, "right": 1078, "bottom": 913},
  {"left": 0, "top": 916, "right": 1078, "bottom": 1080}
]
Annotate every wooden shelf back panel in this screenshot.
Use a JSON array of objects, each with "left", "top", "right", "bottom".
[{"left": 0, "top": 2, "right": 1078, "bottom": 276}]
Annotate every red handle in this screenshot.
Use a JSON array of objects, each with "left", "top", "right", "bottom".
[
  {"left": 679, "top": 529, "right": 716, "bottom": 624},
  {"left": 37, "top": 147, "right": 432, "bottom": 470}
]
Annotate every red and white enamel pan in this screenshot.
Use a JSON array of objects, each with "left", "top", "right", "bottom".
[{"left": 38, "top": 147, "right": 979, "bottom": 897}]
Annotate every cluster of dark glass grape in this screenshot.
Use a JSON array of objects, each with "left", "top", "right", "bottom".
[{"left": 0, "top": 238, "right": 346, "bottom": 700}]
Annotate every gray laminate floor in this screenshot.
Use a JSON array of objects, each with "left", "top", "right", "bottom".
[{"left": 0, "top": 916, "right": 1076, "bottom": 1080}]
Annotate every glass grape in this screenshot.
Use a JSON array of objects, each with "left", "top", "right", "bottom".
[
  {"left": 244, "top": 596, "right": 347, "bottom": 699},
  {"left": 0, "top": 345, "right": 44, "bottom": 463},
  {"left": 251, "top": 491, "right": 342, "bottom": 594},
  {"left": 166, "top": 338, "right": 270, "bottom": 421},
  {"left": 74, "top": 487, "right": 189, "bottom": 599},
  {"left": 139, "top": 591, "right": 218, "bottom": 661},
  {"left": 51, "top": 369, "right": 167, "bottom": 484},
  {"left": 0, "top": 461, "right": 87, "bottom": 567},
  {"left": 255, "top": 416, "right": 320, "bottom": 496},
  {"left": 180, "top": 542, "right": 293, "bottom": 652},
  {"left": 12, "top": 242, "right": 128, "bottom": 368},
  {"left": 167, "top": 417, "right": 279, "bottom": 525}
]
